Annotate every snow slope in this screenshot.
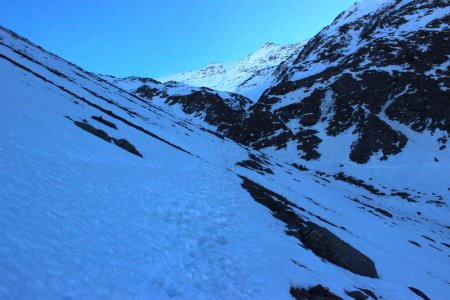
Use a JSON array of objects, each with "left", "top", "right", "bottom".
[
  {"left": 157, "top": 42, "right": 306, "bottom": 101},
  {"left": 1, "top": 7, "right": 449, "bottom": 300},
  {"left": 0, "top": 26, "right": 302, "bottom": 299}
]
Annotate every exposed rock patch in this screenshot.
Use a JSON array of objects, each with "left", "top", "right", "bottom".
[
  {"left": 91, "top": 115, "right": 118, "bottom": 129},
  {"left": 301, "top": 223, "right": 378, "bottom": 278},
  {"left": 74, "top": 120, "right": 112, "bottom": 142},
  {"left": 73, "top": 120, "right": 143, "bottom": 157},
  {"left": 290, "top": 285, "right": 342, "bottom": 300},
  {"left": 409, "top": 287, "right": 431, "bottom": 300},
  {"left": 345, "top": 290, "right": 369, "bottom": 300},
  {"left": 240, "top": 176, "right": 378, "bottom": 278},
  {"left": 114, "top": 138, "right": 143, "bottom": 157}
]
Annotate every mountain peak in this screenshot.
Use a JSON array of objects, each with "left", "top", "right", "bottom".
[{"left": 157, "top": 41, "right": 306, "bottom": 100}]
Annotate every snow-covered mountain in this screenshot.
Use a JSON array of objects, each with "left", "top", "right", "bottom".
[
  {"left": 97, "top": 76, "right": 253, "bottom": 131},
  {"left": 156, "top": 42, "right": 306, "bottom": 101},
  {"left": 222, "top": 0, "right": 450, "bottom": 164},
  {"left": 1, "top": 0, "right": 449, "bottom": 299},
  {"left": 104, "top": 0, "right": 450, "bottom": 171},
  {"left": 126, "top": 0, "right": 449, "bottom": 178}
]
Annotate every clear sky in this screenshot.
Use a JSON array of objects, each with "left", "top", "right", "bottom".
[{"left": 1, "top": 0, "right": 356, "bottom": 78}]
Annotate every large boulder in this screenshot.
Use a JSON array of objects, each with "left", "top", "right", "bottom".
[
  {"left": 301, "top": 223, "right": 378, "bottom": 278},
  {"left": 240, "top": 176, "right": 379, "bottom": 278}
]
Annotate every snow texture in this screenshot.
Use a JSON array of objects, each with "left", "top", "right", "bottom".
[{"left": 1, "top": 0, "right": 449, "bottom": 298}]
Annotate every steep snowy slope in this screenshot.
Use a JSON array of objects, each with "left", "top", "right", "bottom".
[
  {"left": 0, "top": 26, "right": 297, "bottom": 299},
  {"left": 1, "top": 14, "right": 449, "bottom": 300},
  {"left": 155, "top": 42, "right": 306, "bottom": 101}
]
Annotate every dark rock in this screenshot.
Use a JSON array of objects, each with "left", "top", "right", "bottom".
[
  {"left": 135, "top": 84, "right": 168, "bottom": 99},
  {"left": 391, "top": 191, "right": 416, "bottom": 202},
  {"left": 333, "top": 172, "right": 384, "bottom": 196},
  {"left": 358, "top": 289, "right": 378, "bottom": 300},
  {"left": 421, "top": 235, "right": 435, "bottom": 243},
  {"left": 409, "top": 240, "right": 421, "bottom": 247},
  {"left": 275, "top": 89, "right": 323, "bottom": 127},
  {"left": 351, "top": 198, "right": 393, "bottom": 219},
  {"left": 165, "top": 90, "right": 248, "bottom": 129},
  {"left": 73, "top": 121, "right": 143, "bottom": 158},
  {"left": 295, "top": 129, "right": 322, "bottom": 160},
  {"left": 374, "top": 208, "right": 392, "bottom": 218},
  {"left": 200, "top": 127, "right": 225, "bottom": 139},
  {"left": 301, "top": 223, "right": 379, "bottom": 278},
  {"left": 74, "top": 121, "right": 112, "bottom": 143},
  {"left": 91, "top": 115, "right": 117, "bottom": 129},
  {"left": 441, "top": 242, "right": 450, "bottom": 249},
  {"left": 408, "top": 287, "right": 430, "bottom": 300},
  {"left": 236, "top": 154, "right": 274, "bottom": 175},
  {"left": 114, "top": 138, "right": 143, "bottom": 157},
  {"left": 226, "top": 102, "right": 294, "bottom": 150},
  {"left": 290, "top": 285, "right": 342, "bottom": 300},
  {"left": 240, "top": 176, "right": 378, "bottom": 278},
  {"left": 349, "top": 113, "right": 407, "bottom": 164},
  {"left": 239, "top": 175, "right": 304, "bottom": 230},
  {"left": 345, "top": 290, "right": 368, "bottom": 300},
  {"left": 291, "top": 163, "right": 309, "bottom": 171}
]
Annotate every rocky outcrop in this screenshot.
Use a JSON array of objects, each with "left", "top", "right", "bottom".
[
  {"left": 240, "top": 176, "right": 378, "bottom": 278},
  {"left": 345, "top": 290, "right": 369, "bottom": 300},
  {"left": 349, "top": 111, "right": 407, "bottom": 164},
  {"left": 74, "top": 120, "right": 112, "bottom": 143},
  {"left": 114, "top": 138, "right": 143, "bottom": 157},
  {"left": 73, "top": 120, "right": 143, "bottom": 157},
  {"left": 236, "top": 153, "right": 274, "bottom": 175},
  {"left": 91, "top": 115, "right": 118, "bottom": 129},
  {"left": 226, "top": 103, "right": 294, "bottom": 150},
  {"left": 301, "top": 223, "right": 378, "bottom": 278},
  {"left": 409, "top": 287, "right": 431, "bottom": 300},
  {"left": 165, "top": 90, "right": 248, "bottom": 129},
  {"left": 290, "top": 285, "right": 342, "bottom": 300},
  {"left": 135, "top": 82, "right": 252, "bottom": 137}
]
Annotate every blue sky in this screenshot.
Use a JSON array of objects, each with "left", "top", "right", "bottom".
[{"left": 1, "top": 0, "right": 356, "bottom": 78}]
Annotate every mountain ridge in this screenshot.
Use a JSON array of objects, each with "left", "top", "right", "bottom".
[
  {"left": 96, "top": 0, "right": 449, "bottom": 198},
  {"left": 110, "top": 41, "right": 304, "bottom": 101}
]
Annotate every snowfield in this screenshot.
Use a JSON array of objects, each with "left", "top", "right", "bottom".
[{"left": 0, "top": 27, "right": 302, "bottom": 299}]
